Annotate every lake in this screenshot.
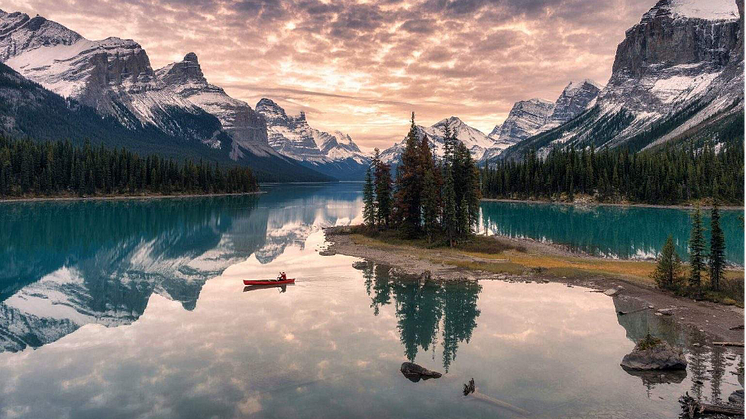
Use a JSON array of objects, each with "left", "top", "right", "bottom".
[
  {"left": 481, "top": 200, "right": 745, "bottom": 265},
  {"left": 0, "top": 183, "right": 742, "bottom": 419}
]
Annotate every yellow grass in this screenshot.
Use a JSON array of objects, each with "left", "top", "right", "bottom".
[{"left": 347, "top": 233, "right": 744, "bottom": 291}]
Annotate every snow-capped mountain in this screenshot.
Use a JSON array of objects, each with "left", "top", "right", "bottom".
[
  {"left": 546, "top": 80, "right": 603, "bottom": 128},
  {"left": 255, "top": 98, "right": 370, "bottom": 180},
  {"left": 481, "top": 80, "right": 601, "bottom": 162},
  {"left": 0, "top": 10, "right": 333, "bottom": 182},
  {"left": 500, "top": 0, "right": 743, "bottom": 160},
  {"left": 380, "top": 116, "right": 493, "bottom": 165},
  {"left": 157, "top": 52, "right": 274, "bottom": 160}
]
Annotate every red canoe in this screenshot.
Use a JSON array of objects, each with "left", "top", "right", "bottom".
[{"left": 243, "top": 278, "right": 295, "bottom": 286}]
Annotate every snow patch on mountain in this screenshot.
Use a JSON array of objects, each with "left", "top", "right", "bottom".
[
  {"left": 380, "top": 116, "right": 492, "bottom": 165},
  {"left": 255, "top": 98, "right": 370, "bottom": 179},
  {"left": 157, "top": 53, "right": 274, "bottom": 159},
  {"left": 643, "top": 0, "right": 739, "bottom": 22}
]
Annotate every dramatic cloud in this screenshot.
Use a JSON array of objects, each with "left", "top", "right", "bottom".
[{"left": 4, "top": 0, "right": 653, "bottom": 149}]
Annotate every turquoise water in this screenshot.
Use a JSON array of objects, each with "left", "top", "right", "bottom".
[
  {"left": 481, "top": 201, "right": 745, "bottom": 265},
  {"left": 0, "top": 184, "right": 742, "bottom": 418}
]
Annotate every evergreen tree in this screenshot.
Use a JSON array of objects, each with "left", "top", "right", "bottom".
[
  {"left": 709, "top": 202, "right": 726, "bottom": 291},
  {"left": 374, "top": 152, "right": 393, "bottom": 227},
  {"left": 442, "top": 164, "right": 458, "bottom": 247},
  {"left": 651, "top": 235, "right": 683, "bottom": 290},
  {"left": 363, "top": 159, "right": 376, "bottom": 228},
  {"left": 688, "top": 206, "right": 706, "bottom": 293},
  {"left": 395, "top": 112, "right": 423, "bottom": 237}
]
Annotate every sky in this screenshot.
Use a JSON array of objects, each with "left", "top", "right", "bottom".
[{"left": 4, "top": 0, "right": 654, "bottom": 150}]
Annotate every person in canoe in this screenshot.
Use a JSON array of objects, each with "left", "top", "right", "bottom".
[{"left": 277, "top": 272, "right": 287, "bottom": 281}]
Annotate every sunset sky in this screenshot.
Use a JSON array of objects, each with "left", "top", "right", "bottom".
[{"left": 5, "top": 0, "right": 654, "bottom": 150}]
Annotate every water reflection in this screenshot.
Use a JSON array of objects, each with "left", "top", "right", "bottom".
[
  {"left": 0, "top": 184, "right": 363, "bottom": 352},
  {"left": 613, "top": 297, "right": 744, "bottom": 404},
  {"left": 357, "top": 261, "right": 482, "bottom": 372},
  {"left": 481, "top": 201, "right": 745, "bottom": 264}
]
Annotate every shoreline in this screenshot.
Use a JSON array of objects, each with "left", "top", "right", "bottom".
[
  {"left": 481, "top": 197, "right": 745, "bottom": 210},
  {"left": 0, "top": 190, "right": 264, "bottom": 204},
  {"left": 323, "top": 226, "right": 744, "bottom": 343}
]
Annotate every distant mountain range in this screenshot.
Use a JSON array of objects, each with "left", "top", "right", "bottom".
[
  {"left": 255, "top": 98, "right": 370, "bottom": 180},
  {"left": 0, "top": 10, "right": 368, "bottom": 181},
  {"left": 498, "top": 0, "right": 744, "bottom": 161},
  {"left": 0, "top": 0, "right": 742, "bottom": 179}
]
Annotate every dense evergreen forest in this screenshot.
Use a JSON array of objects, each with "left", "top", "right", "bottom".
[
  {"left": 481, "top": 141, "right": 744, "bottom": 205},
  {"left": 0, "top": 136, "right": 259, "bottom": 198},
  {"left": 363, "top": 114, "right": 482, "bottom": 245}
]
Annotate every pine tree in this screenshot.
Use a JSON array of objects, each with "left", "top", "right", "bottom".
[
  {"left": 422, "top": 168, "right": 439, "bottom": 242},
  {"left": 395, "top": 112, "right": 423, "bottom": 237},
  {"left": 442, "top": 164, "right": 458, "bottom": 247},
  {"left": 688, "top": 206, "right": 706, "bottom": 293},
  {"left": 709, "top": 202, "right": 725, "bottom": 291},
  {"left": 651, "top": 235, "right": 683, "bottom": 290},
  {"left": 363, "top": 160, "right": 376, "bottom": 228},
  {"left": 374, "top": 155, "right": 393, "bottom": 227}
]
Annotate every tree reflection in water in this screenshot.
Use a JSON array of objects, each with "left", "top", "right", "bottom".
[{"left": 357, "top": 261, "right": 481, "bottom": 372}]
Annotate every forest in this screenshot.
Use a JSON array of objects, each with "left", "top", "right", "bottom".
[
  {"left": 0, "top": 136, "right": 258, "bottom": 198},
  {"left": 362, "top": 114, "right": 482, "bottom": 245},
  {"left": 481, "top": 141, "right": 744, "bottom": 205}
]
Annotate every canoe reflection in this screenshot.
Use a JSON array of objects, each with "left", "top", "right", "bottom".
[{"left": 243, "top": 284, "right": 292, "bottom": 293}]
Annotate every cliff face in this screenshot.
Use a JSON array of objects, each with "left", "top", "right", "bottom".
[
  {"left": 736, "top": 0, "right": 746, "bottom": 54},
  {"left": 157, "top": 53, "right": 272, "bottom": 159},
  {"left": 614, "top": 2, "right": 739, "bottom": 78},
  {"left": 500, "top": 0, "right": 744, "bottom": 160}
]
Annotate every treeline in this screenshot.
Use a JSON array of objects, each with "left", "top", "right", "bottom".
[
  {"left": 363, "top": 114, "right": 481, "bottom": 244},
  {"left": 0, "top": 136, "right": 258, "bottom": 198},
  {"left": 482, "top": 141, "right": 744, "bottom": 205}
]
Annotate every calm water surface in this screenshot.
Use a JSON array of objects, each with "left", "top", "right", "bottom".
[
  {"left": 0, "top": 184, "right": 742, "bottom": 419},
  {"left": 481, "top": 201, "right": 745, "bottom": 265}
]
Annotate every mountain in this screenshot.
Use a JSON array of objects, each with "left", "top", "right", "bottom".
[
  {"left": 380, "top": 116, "right": 493, "bottom": 165},
  {"left": 255, "top": 98, "right": 370, "bottom": 180},
  {"left": 499, "top": 0, "right": 744, "bottom": 160},
  {"left": 0, "top": 10, "right": 333, "bottom": 182},
  {"left": 156, "top": 52, "right": 272, "bottom": 160},
  {"left": 481, "top": 80, "right": 602, "bottom": 162}
]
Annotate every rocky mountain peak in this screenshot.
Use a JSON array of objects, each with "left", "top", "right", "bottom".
[
  {"left": 642, "top": 0, "right": 739, "bottom": 23},
  {"left": 547, "top": 80, "right": 601, "bottom": 126},
  {"left": 256, "top": 98, "right": 292, "bottom": 125},
  {"left": 158, "top": 52, "right": 206, "bottom": 86},
  {"left": 496, "top": 98, "right": 555, "bottom": 143}
]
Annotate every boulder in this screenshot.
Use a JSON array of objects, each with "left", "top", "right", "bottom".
[
  {"left": 400, "top": 362, "right": 442, "bottom": 382},
  {"left": 729, "top": 389, "right": 744, "bottom": 406},
  {"left": 621, "top": 336, "right": 687, "bottom": 371}
]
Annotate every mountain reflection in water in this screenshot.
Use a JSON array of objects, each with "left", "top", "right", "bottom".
[
  {"left": 0, "top": 184, "right": 742, "bottom": 419},
  {"left": 0, "top": 184, "right": 362, "bottom": 352}
]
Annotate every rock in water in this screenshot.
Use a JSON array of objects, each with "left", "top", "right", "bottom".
[
  {"left": 621, "top": 336, "right": 687, "bottom": 370},
  {"left": 729, "top": 389, "right": 744, "bottom": 406},
  {"left": 400, "top": 362, "right": 442, "bottom": 383}
]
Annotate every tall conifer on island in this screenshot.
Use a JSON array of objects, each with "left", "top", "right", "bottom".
[
  {"left": 421, "top": 137, "right": 439, "bottom": 243},
  {"left": 688, "top": 206, "right": 706, "bottom": 294},
  {"left": 363, "top": 156, "right": 376, "bottom": 228},
  {"left": 709, "top": 202, "right": 725, "bottom": 291},
  {"left": 374, "top": 149, "right": 393, "bottom": 227},
  {"left": 442, "top": 124, "right": 459, "bottom": 246},
  {"left": 395, "top": 112, "right": 424, "bottom": 237},
  {"left": 652, "top": 235, "right": 683, "bottom": 290}
]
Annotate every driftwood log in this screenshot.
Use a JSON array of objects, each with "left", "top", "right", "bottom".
[
  {"left": 679, "top": 392, "right": 743, "bottom": 418},
  {"left": 462, "top": 378, "right": 530, "bottom": 416}
]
